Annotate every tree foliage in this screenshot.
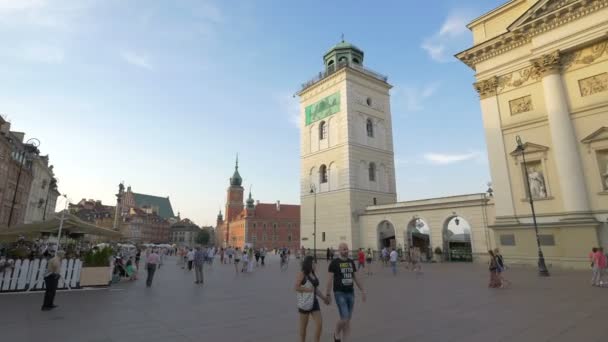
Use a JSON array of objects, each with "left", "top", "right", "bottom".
[{"left": 196, "top": 230, "right": 210, "bottom": 246}]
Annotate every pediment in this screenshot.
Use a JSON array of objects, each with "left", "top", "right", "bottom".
[
  {"left": 507, "top": 0, "right": 581, "bottom": 31},
  {"left": 581, "top": 127, "right": 608, "bottom": 144},
  {"left": 510, "top": 142, "right": 549, "bottom": 156}
]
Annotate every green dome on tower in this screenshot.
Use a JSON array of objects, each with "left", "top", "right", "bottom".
[
  {"left": 323, "top": 38, "right": 364, "bottom": 72},
  {"left": 230, "top": 155, "right": 243, "bottom": 187}
]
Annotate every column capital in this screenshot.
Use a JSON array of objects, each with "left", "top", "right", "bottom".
[
  {"left": 531, "top": 50, "right": 562, "bottom": 77},
  {"left": 473, "top": 76, "right": 498, "bottom": 99}
]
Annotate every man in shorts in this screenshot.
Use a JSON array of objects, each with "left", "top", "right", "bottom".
[{"left": 326, "top": 243, "right": 366, "bottom": 342}]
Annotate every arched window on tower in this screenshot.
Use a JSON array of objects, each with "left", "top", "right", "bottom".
[
  {"left": 366, "top": 119, "right": 374, "bottom": 138},
  {"left": 352, "top": 57, "right": 360, "bottom": 65},
  {"left": 369, "top": 162, "right": 376, "bottom": 182},
  {"left": 319, "top": 164, "right": 328, "bottom": 184},
  {"left": 319, "top": 121, "right": 327, "bottom": 140}
]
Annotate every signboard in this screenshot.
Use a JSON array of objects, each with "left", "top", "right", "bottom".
[{"left": 305, "top": 92, "right": 340, "bottom": 125}]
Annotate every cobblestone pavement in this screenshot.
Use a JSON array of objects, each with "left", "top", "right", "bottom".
[{"left": 1, "top": 255, "right": 606, "bottom": 342}]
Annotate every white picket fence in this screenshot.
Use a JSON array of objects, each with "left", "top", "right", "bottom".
[{"left": 0, "top": 258, "right": 82, "bottom": 292}]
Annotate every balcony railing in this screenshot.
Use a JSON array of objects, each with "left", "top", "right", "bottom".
[{"left": 300, "top": 61, "right": 388, "bottom": 92}]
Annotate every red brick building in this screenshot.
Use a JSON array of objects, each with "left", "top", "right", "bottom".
[
  {"left": 118, "top": 186, "right": 174, "bottom": 243},
  {"left": 215, "top": 158, "right": 300, "bottom": 251}
]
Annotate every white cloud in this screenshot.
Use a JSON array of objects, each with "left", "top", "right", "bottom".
[
  {"left": 423, "top": 151, "right": 483, "bottom": 165},
  {"left": 275, "top": 93, "right": 300, "bottom": 129},
  {"left": 395, "top": 82, "right": 440, "bottom": 112},
  {"left": 21, "top": 43, "right": 64, "bottom": 63},
  {"left": 422, "top": 11, "right": 472, "bottom": 63},
  {"left": 121, "top": 51, "right": 153, "bottom": 70},
  {"left": 0, "top": 0, "right": 45, "bottom": 12}
]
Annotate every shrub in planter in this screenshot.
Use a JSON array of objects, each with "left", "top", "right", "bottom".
[
  {"left": 81, "top": 247, "right": 114, "bottom": 287},
  {"left": 83, "top": 247, "right": 113, "bottom": 267}
]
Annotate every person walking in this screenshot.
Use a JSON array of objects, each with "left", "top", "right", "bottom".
[
  {"left": 207, "top": 246, "right": 215, "bottom": 266},
  {"left": 494, "top": 248, "right": 510, "bottom": 288},
  {"left": 325, "top": 243, "right": 366, "bottom": 342},
  {"left": 220, "top": 247, "right": 225, "bottom": 264},
  {"left": 228, "top": 246, "right": 234, "bottom": 264},
  {"left": 145, "top": 249, "right": 160, "bottom": 287},
  {"left": 381, "top": 247, "right": 388, "bottom": 267},
  {"left": 365, "top": 249, "right": 373, "bottom": 276},
  {"left": 234, "top": 248, "right": 242, "bottom": 274},
  {"left": 186, "top": 249, "right": 195, "bottom": 271},
  {"left": 488, "top": 250, "right": 500, "bottom": 288},
  {"left": 591, "top": 247, "right": 607, "bottom": 286},
  {"left": 326, "top": 248, "right": 332, "bottom": 262},
  {"left": 357, "top": 249, "right": 365, "bottom": 271},
  {"left": 295, "top": 256, "right": 329, "bottom": 342},
  {"left": 41, "top": 250, "right": 64, "bottom": 311},
  {"left": 389, "top": 248, "right": 398, "bottom": 275},
  {"left": 260, "top": 248, "right": 266, "bottom": 266},
  {"left": 242, "top": 248, "right": 249, "bottom": 273},
  {"left": 194, "top": 247, "right": 205, "bottom": 284},
  {"left": 247, "top": 249, "right": 255, "bottom": 273},
  {"left": 255, "top": 249, "right": 261, "bottom": 266}
]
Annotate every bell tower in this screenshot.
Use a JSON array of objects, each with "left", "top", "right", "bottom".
[
  {"left": 225, "top": 155, "right": 244, "bottom": 222},
  {"left": 298, "top": 40, "right": 396, "bottom": 251}
]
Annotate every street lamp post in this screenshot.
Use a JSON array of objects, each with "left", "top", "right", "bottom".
[
  {"left": 8, "top": 138, "right": 40, "bottom": 226},
  {"left": 516, "top": 135, "right": 550, "bottom": 277},
  {"left": 55, "top": 194, "right": 68, "bottom": 252},
  {"left": 310, "top": 184, "right": 317, "bottom": 263}
]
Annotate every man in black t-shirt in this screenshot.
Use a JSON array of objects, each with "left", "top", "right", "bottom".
[{"left": 326, "top": 243, "right": 366, "bottom": 342}]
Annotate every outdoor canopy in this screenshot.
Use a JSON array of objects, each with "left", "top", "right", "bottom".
[{"left": 0, "top": 213, "right": 122, "bottom": 238}]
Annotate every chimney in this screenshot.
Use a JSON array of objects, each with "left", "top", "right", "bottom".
[{"left": 276, "top": 200, "right": 281, "bottom": 211}]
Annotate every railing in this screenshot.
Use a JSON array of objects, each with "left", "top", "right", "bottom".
[
  {"left": 0, "top": 258, "right": 82, "bottom": 292},
  {"left": 300, "top": 61, "right": 389, "bottom": 92}
]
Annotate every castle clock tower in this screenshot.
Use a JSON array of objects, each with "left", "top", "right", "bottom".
[{"left": 298, "top": 40, "right": 397, "bottom": 251}]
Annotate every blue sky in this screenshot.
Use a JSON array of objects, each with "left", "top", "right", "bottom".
[{"left": 0, "top": 0, "right": 506, "bottom": 226}]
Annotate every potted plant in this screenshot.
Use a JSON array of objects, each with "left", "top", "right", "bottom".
[
  {"left": 434, "top": 247, "right": 443, "bottom": 263},
  {"left": 80, "top": 246, "right": 113, "bottom": 287}
]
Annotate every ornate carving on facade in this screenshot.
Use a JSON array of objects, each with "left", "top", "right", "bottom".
[
  {"left": 456, "top": 0, "right": 608, "bottom": 69},
  {"left": 496, "top": 66, "right": 542, "bottom": 94},
  {"left": 509, "top": 95, "right": 534, "bottom": 115},
  {"left": 563, "top": 40, "right": 608, "bottom": 71},
  {"left": 473, "top": 77, "right": 498, "bottom": 99},
  {"left": 531, "top": 51, "right": 562, "bottom": 76},
  {"left": 578, "top": 73, "right": 608, "bottom": 97}
]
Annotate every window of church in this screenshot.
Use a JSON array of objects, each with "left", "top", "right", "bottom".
[
  {"left": 320, "top": 164, "right": 328, "bottom": 183},
  {"left": 366, "top": 119, "right": 374, "bottom": 137},
  {"left": 595, "top": 149, "right": 608, "bottom": 191},
  {"left": 319, "top": 121, "right": 327, "bottom": 140},
  {"left": 369, "top": 163, "right": 376, "bottom": 182}
]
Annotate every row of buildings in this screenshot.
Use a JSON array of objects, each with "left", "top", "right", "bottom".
[
  {"left": 69, "top": 185, "right": 214, "bottom": 246},
  {"left": 0, "top": 116, "right": 60, "bottom": 227}
]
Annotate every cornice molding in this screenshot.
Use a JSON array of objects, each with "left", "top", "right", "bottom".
[{"left": 456, "top": 0, "right": 608, "bottom": 69}]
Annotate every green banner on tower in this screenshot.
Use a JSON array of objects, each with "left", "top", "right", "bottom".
[{"left": 305, "top": 92, "right": 340, "bottom": 125}]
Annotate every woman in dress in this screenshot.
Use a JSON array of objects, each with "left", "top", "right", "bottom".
[
  {"left": 365, "top": 248, "right": 373, "bottom": 276},
  {"left": 294, "top": 256, "right": 328, "bottom": 342},
  {"left": 247, "top": 248, "right": 255, "bottom": 273},
  {"left": 488, "top": 250, "right": 501, "bottom": 288}
]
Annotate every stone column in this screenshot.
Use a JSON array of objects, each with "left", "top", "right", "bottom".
[
  {"left": 533, "top": 51, "right": 591, "bottom": 215},
  {"left": 474, "top": 77, "right": 517, "bottom": 222}
]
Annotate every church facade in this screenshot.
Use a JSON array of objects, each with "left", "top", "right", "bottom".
[
  {"left": 456, "top": 0, "right": 608, "bottom": 268},
  {"left": 215, "top": 159, "right": 300, "bottom": 251},
  {"left": 298, "top": 0, "right": 608, "bottom": 269}
]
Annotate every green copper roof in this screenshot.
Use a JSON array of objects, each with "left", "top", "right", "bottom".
[
  {"left": 230, "top": 154, "right": 243, "bottom": 186},
  {"left": 132, "top": 192, "right": 175, "bottom": 219},
  {"left": 324, "top": 40, "right": 363, "bottom": 56}
]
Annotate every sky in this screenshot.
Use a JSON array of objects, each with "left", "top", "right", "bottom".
[{"left": 0, "top": 0, "right": 507, "bottom": 226}]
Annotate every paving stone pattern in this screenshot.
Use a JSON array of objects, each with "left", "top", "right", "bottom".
[{"left": 0, "top": 255, "right": 606, "bottom": 342}]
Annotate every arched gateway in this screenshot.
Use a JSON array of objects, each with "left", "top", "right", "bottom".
[{"left": 377, "top": 220, "right": 396, "bottom": 250}]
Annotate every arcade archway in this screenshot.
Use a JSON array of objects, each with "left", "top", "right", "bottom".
[
  {"left": 405, "top": 217, "right": 431, "bottom": 261},
  {"left": 443, "top": 215, "right": 473, "bottom": 262},
  {"left": 377, "top": 220, "right": 396, "bottom": 250}
]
